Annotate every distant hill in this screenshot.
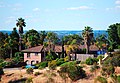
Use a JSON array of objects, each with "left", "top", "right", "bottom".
[{"left": 0, "top": 30, "right": 108, "bottom": 38}]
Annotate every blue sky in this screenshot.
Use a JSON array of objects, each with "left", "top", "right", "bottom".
[{"left": 0, "top": 0, "right": 120, "bottom": 31}]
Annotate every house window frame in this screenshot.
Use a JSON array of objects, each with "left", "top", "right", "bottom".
[
  {"left": 35, "top": 53, "right": 38, "bottom": 56},
  {"left": 27, "top": 53, "right": 30, "bottom": 58}
]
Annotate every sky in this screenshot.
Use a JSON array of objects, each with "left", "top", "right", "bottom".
[{"left": 0, "top": 0, "right": 120, "bottom": 31}]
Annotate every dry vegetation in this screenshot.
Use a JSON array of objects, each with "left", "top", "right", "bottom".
[{"left": 1, "top": 65, "right": 120, "bottom": 83}]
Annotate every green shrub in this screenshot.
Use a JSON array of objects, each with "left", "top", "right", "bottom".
[
  {"left": 0, "top": 59, "right": 3, "bottom": 63},
  {"left": 94, "top": 76, "right": 107, "bottom": 83},
  {"left": 0, "top": 62, "right": 7, "bottom": 67},
  {"left": 34, "top": 72, "right": 41, "bottom": 76},
  {"left": 58, "top": 62, "right": 86, "bottom": 81},
  {"left": 64, "top": 56, "right": 69, "bottom": 62},
  {"left": 86, "top": 57, "right": 98, "bottom": 65},
  {"left": 56, "top": 58, "right": 65, "bottom": 66},
  {"left": 36, "top": 61, "right": 48, "bottom": 69},
  {"left": 60, "top": 61, "right": 76, "bottom": 67},
  {"left": 101, "top": 65, "right": 115, "bottom": 76},
  {"left": 117, "top": 75, "right": 120, "bottom": 83},
  {"left": 103, "top": 58, "right": 111, "bottom": 67},
  {"left": 90, "top": 64, "right": 100, "bottom": 73},
  {"left": 48, "top": 60, "right": 57, "bottom": 70},
  {"left": 45, "top": 52, "right": 58, "bottom": 61},
  {"left": 25, "top": 77, "right": 33, "bottom": 83},
  {"left": 0, "top": 67, "right": 4, "bottom": 75},
  {"left": 26, "top": 68, "right": 33, "bottom": 74},
  {"left": 110, "top": 55, "right": 120, "bottom": 67}
]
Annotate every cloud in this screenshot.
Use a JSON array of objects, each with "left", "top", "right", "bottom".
[
  {"left": 25, "top": 15, "right": 33, "bottom": 18},
  {"left": 116, "top": 5, "right": 120, "bottom": 9},
  {"left": 12, "top": 3, "right": 22, "bottom": 11},
  {"left": 106, "top": 0, "right": 120, "bottom": 11},
  {"left": 115, "top": 0, "right": 120, "bottom": 5},
  {"left": 5, "top": 16, "right": 16, "bottom": 24},
  {"left": 65, "top": 6, "right": 93, "bottom": 10},
  {"left": 33, "top": 8, "right": 40, "bottom": 12},
  {"left": 106, "top": 8, "right": 113, "bottom": 11}
]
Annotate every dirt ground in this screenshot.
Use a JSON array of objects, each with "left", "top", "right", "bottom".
[{"left": 1, "top": 66, "right": 120, "bottom": 83}]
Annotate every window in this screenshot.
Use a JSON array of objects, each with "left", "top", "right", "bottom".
[
  {"left": 27, "top": 53, "right": 30, "bottom": 58},
  {"left": 36, "top": 61, "right": 39, "bottom": 64},
  {"left": 35, "top": 53, "right": 38, "bottom": 56}
]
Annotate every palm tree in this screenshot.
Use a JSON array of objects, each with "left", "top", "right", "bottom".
[
  {"left": 46, "top": 32, "right": 59, "bottom": 52},
  {"left": 82, "top": 26, "right": 94, "bottom": 54},
  {"left": 4, "top": 36, "right": 18, "bottom": 58},
  {"left": 39, "top": 31, "right": 47, "bottom": 45},
  {"left": 16, "top": 18, "right": 26, "bottom": 51},
  {"left": 95, "top": 34, "right": 108, "bottom": 50}
]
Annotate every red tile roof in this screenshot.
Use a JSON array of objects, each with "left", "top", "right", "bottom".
[
  {"left": 22, "top": 44, "right": 99, "bottom": 53},
  {"left": 22, "top": 45, "right": 43, "bottom": 52}
]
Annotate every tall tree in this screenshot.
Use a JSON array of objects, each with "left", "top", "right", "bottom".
[
  {"left": 95, "top": 34, "right": 108, "bottom": 49},
  {"left": 82, "top": 26, "right": 94, "bottom": 54},
  {"left": 63, "top": 34, "right": 83, "bottom": 45},
  {"left": 23, "top": 29, "right": 40, "bottom": 48},
  {"left": 16, "top": 18, "right": 26, "bottom": 51},
  {"left": 46, "top": 32, "right": 59, "bottom": 44},
  {"left": 107, "top": 23, "right": 120, "bottom": 49},
  {"left": 0, "top": 32, "right": 6, "bottom": 48},
  {"left": 4, "top": 36, "right": 18, "bottom": 58},
  {"left": 10, "top": 28, "right": 19, "bottom": 51},
  {"left": 45, "top": 32, "right": 59, "bottom": 53},
  {"left": 39, "top": 31, "right": 47, "bottom": 45}
]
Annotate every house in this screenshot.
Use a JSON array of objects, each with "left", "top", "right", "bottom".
[
  {"left": 22, "top": 44, "right": 99, "bottom": 65},
  {"left": 22, "top": 45, "right": 63, "bottom": 65}
]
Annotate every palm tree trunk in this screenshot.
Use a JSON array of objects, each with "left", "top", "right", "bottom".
[
  {"left": 10, "top": 49, "right": 12, "bottom": 58},
  {"left": 86, "top": 45, "right": 89, "bottom": 54},
  {"left": 19, "top": 34, "right": 22, "bottom": 51}
]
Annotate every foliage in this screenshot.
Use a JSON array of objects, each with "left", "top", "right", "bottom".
[
  {"left": 24, "top": 29, "right": 40, "bottom": 48},
  {"left": 0, "top": 66, "right": 4, "bottom": 75},
  {"left": 46, "top": 32, "right": 59, "bottom": 44},
  {"left": 0, "top": 62, "right": 7, "bottom": 67},
  {"left": 60, "top": 61, "right": 76, "bottom": 67},
  {"left": 45, "top": 52, "right": 58, "bottom": 61},
  {"left": 0, "top": 59, "right": 3, "bottom": 63},
  {"left": 56, "top": 58, "right": 65, "bottom": 66},
  {"left": 95, "top": 34, "right": 108, "bottom": 49},
  {"left": 16, "top": 18, "right": 26, "bottom": 34},
  {"left": 117, "top": 75, "right": 120, "bottom": 83},
  {"left": 101, "top": 65, "right": 115, "bottom": 76},
  {"left": 97, "top": 55, "right": 104, "bottom": 60},
  {"left": 85, "top": 57, "right": 98, "bottom": 65},
  {"left": 90, "top": 64, "right": 100, "bottom": 73},
  {"left": 34, "top": 72, "right": 41, "bottom": 76},
  {"left": 26, "top": 68, "right": 33, "bottom": 74},
  {"left": 12, "top": 55, "right": 24, "bottom": 65},
  {"left": 94, "top": 76, "right": 107, "bottom": 83},
  {"left": 64, "top": 56, "right": 69, "bottom": 62},
  {"left": 110, "top": 54, "right": 120, "bottom": 67},
  {"left": 82, "top": 26, "right": 94, "bottom": 54},
  {"left": 48, "top": 60, "right": 57, "bottom": 70},
  {"left": 110, "top": 74, "right": 120, "bottom": 83},
  {"left": 107, "top": 23, "right": 120, "bottom": 49},
  {"left": 63, "top": 34, "right": 83, "bottom": 45},
  {"left": 36, "top": 61, "right": 48, "bottom": 69},
  {"left": 103, "top": 54, "right": 120, "bottom": 67},
  {"left": 39, "top": 31, "right": 47, "bottom": 45},
  {"left": 25, "top": 77, "right": 33, "bottom": 83},
  {"left": 58, "top": 61, "right": 86, "bottom": 81}
]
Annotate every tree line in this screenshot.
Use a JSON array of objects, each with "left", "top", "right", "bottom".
[{"left": 0, "top": 18, "right": 120, "bottom": 59}]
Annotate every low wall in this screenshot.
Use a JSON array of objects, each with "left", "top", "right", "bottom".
[{"left": 76, "top": 54, "right": 94, "bottom": 61}]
